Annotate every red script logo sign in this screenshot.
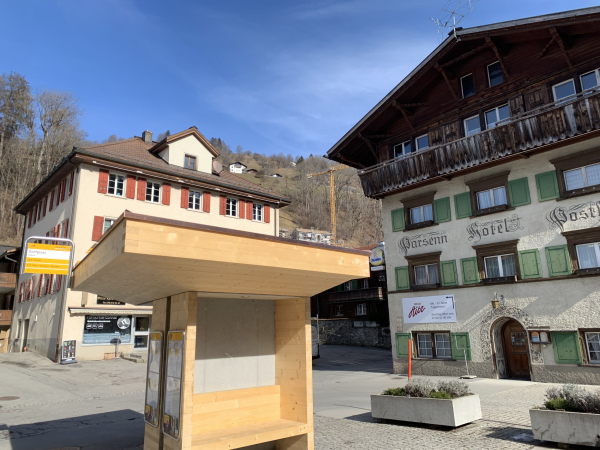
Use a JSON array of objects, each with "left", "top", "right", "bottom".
[{"left": 408, "top": 305, "right": 426, "bottom": 319}]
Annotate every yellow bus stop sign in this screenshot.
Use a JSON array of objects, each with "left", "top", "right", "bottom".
[{"left": 25, "top": 243, "right": 71, "bottom": 275}]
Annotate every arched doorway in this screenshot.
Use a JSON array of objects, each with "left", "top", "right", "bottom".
[{"left": 501, "top": 319, "right": 530, "bottom": 379}]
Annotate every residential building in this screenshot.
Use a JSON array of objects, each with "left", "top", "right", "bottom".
[
  {"left": 10, "top": 127, "right": 290, "bottom": 361},
  {"left": 229, "top": 161, "right": 247, "bottom": 173},
  {"left": 246, "top": 168, "right": 258, "bottom": 174},
  {"left": 327, "top": 8, "right": 600, "bottom": 383},
  {"left": 0, "top": 246, "right": 19, "bottom": 353},
  {"left": 292, "top": 228, "right": 333, "bottom": 245},
  {"left": 270, "top": 173, "right": 282, "bottom": 178}
]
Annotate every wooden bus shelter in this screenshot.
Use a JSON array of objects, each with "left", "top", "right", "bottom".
[{"left": 71, "top": 211, "right": 369, "bottom": 450}]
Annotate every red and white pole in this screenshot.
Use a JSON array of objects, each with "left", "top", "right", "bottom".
[{"left": 407, "top": 338, "right": 412, "bottom": 379}]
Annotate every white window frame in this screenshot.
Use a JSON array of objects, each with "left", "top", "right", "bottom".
[
  {"left": 334, "top": 305, "right": 343, "bottom": 317},
  {"left": 484, "top": 104, "right": 510, "bottom": 129},
  {"left": 464, "top": 114, "right": 481, "bottom": 137},
  {"left": 477, "top": 186, "right": 507, "bottom": 209},
  {"left": 564, "top": 163, "right": 600, "bottom": 190},
  {"left": 585, "top": 331, "right": 600, "bottom": 364},
  {"left": 414, "top": 263, "right": 438, "bottom": 285},
  {"left": 460, "top": 73, "right": 475, "bottom": 98},
  {"left": 356, "top": 303, "right": 367, "bottom": 316},
  {"left": 103, "top": 217, "right": 116, "bottom": 234},
  {"left": 486, "top": 61, "right": 504, "bottom": 87},
  {"left": 580, "top": 69, "right": 600, "bottom": 92},
  {"left": 253, "top": 203, "right": 263, "bottom": 222},
  {"left": 552, "top": 78, "right": 576, "bottom": 102},
  {"left": 145, "top": 181, "right": 161, "bottom": 203},
  {"left": 107, "top": 173, "right": 125, "bottom": 197},
  {"left": 484, "top": 253, "right": 516, "bottom": 278},
  {"left": 576, "top": 242, "right": 600, "bottom": 269},
  {"left": 363, "top": 279, "right": 369, "bottom": 289},
  {"left": 394, "top": 141, "right": 412, "bottom": 158},
  {"left": 410, "top": 204, "right": 433, "bottom": 224},
  {"left": 416, "top": 134, "right": 429, "bottom": 151},
  {"left": 416, "top": 333, "right": 433, "bottom": 358},
  {"left": 434, "top": 333, "right": 452, "bottom": 359},
  {"left": 188, "top": 190, "right": 202, "bottom": 211},
  {"left": 344, "top": 281, "right": 352, "bottom": 291},
  {"left": 226, "top": 198, "right": 238, "bottom": 217}
]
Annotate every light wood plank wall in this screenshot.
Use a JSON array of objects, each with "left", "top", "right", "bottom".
[{"left": 275, "top": 297, "right": 314, "bottom": 450}]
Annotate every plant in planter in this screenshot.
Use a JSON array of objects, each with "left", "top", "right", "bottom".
[
  {"left": 530, "top": 384, "right": 600, "bottom": 447},
  {"left": 372, "top": 379, "right": 481, "bottom": 427}
]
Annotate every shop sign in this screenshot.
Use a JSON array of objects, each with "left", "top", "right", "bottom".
[
  {"left": 546, "top": 201, "right": 600, "bottom": 231},
  {"left": 370, "top": 247, "right": 384, "bottom": 266},
  {"left": 399, "top": 231, "right": 448, "bottom": 256},
  {"left": 97, "top": 296, "right": 125, "bottom": 306},
  {"left": 82, "top": 315, "right": 131, "bottom": 345},
  {"left": 467, "top": 214, "right": 523, "bottom": 243},
  {"left": 402, "top": 295, "right": 457, "bottom": 324}
]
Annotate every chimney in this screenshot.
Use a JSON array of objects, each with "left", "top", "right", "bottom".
[{"left": 142, "top": 130, "right": 153, "bottom": 144}]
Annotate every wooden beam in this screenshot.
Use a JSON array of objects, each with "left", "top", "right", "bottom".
[
  {"left": 391, "top": 100, "right": 414, "bottom": 130},
  {"left": 357, "top": 133, "right": 379, "bottom": 160},
  {"left": 539, "top": 36, "right": 555, "bottom": 59},
  {"left": 434, "top": 63, "right": 458, "bottom": 101},
  {"left": 485, "top": 37, "right": 509, "bottom": 80},
  {"left": 362, "top": 134, "right": 394, "bottom": 139},
  {"left": 398, "top": 102, "right": 429, "bottom": 108},
  {"left": 550, "top": 27, "right": 573, "bottom": 69},
  {"left": 439, "top": 41, "right": 490, "bottom": 69}
]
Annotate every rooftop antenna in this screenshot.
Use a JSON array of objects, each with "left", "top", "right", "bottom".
[{"left": 430, "top": 0, "right": 479, "bottom": 43}]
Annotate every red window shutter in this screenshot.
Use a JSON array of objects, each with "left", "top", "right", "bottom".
[
  {"left": 37, "top": 276, "right": 43, "bottom": 298},
  {"left": 162, "top": 183, "right": 171, "bottom": 206},
  {"left": 27, "top": 279, "right": 32, "bottom": 300},
  {"left": 43, "top": 196, "right": 47, "bottom": 217},
  {"left": 57, "top": 275, "right": 62, "bottom": 292},
  {"left": 45, "top": 231, "right": 49, "bottom": 245},
  {"left": 33, "top": 205, "right": 37, "bottom": 225},
  {"left": 239, "top": 200, "right": 246, "bottom": 219},
  {"left": 38, "top": 202, "right": 42, "bottom": 220},
  {"left": 181, "top": 187, "right": 189, "bottom": 209},
  {"left": 63, "top": 218, "right": 69, "bottom": 238},
  {"left": 60, "top": 179, "right": 66, "bottom": 202},
  {"left": 264, "top": 205, "right": 271, "bottom": 223},
  {"left": 49, "top": 190, "right": 55, "bottom": 211},
  {"left": 98, "top": 169, "right": 109, "bottom": 194},
  {"left": 44, "top": 275, "right": 49, "bottom": 295},
  {"left": 69, "top": 172, "right": 75, "bottom": 196},
  {"left": 202, "top": 192, "right": 211, "bottom": 213},
  {"left": 219, "top": 196, "right": 226, "bottom": 215},
  {"left": 56, "top": 224, "right": 61, "bottom": 242},
  {"left": 246, "top": 202, "right": 253, "bottom": 221},
  {"left": 137, "top": 178, "right": 146, "bottom": 201},
  {"left": 126, "top": 175, "right": 136, "bottom": 199},
  {"left": 92, "top": 216, "right": 104, "bottom": 241},
  {"left": 18, "top": 283, "right": 22, "bottom": 302},
  {"left": 48, "top": 275, "right": 53, "bottom": 294},
  {"left": 28, "top": 211, "right": 32, "bottom": 228}
]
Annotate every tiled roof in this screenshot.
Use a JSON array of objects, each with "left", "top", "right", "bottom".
[{"left": 76, "top": 137, "right": 289, "bottom": 202}]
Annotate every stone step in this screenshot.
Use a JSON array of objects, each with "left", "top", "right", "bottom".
[{"left": 122, "top": 353, "right": 148, "bottom": 363}]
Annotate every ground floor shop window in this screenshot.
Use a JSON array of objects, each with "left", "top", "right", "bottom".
[
  {"left": 82, "top": 315, "right": 132, "bottom": 345},
  {"left": 134, "top": 316, "right": 151, "bottom": 349},
  {"left": 586, "top": 332, "right": 600, "bottom": 363},
  {"left": 416, "top": 332, "right": 451, "bottom": 359}
]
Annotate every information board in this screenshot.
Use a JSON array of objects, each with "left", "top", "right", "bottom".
[
  {"left": 24, "top": 243, "right": 71, "bottom": 275},
  {"left": 82, "top": 315, "right": 131, "bottom": 345},
  {"left": 62, "top": 340, "right": 76, "bottom": 360},
  {"left": 163, "top": 331, "right": 184, "bottom": 440},
  {"left": 144, "top": 332, "right": 163, "bottom": 427},
  {"left": 402, "top": 295, "right": 457, "bottom": 324}
]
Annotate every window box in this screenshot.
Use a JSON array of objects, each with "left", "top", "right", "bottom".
[
  {"left": 410, "top": 283, "right": 439, "bottom": 290},
  {"left": 405, "top": 220, "right": 435, "bottom": 230},
  {"left": 482, "top": 275, "right": 517, "bottom": 284}
]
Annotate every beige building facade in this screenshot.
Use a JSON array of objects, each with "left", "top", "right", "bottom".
[{"left": 11, "top": 127, "right": 289, "bottom": 361}]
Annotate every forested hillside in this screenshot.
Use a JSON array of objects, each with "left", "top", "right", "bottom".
[{"left": 0, "top": 72, "right": 382, "bottom": 248}]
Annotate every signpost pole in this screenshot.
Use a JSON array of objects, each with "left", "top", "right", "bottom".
[{"left": 408, "top": 339, "right": 412, "bottom": 379}]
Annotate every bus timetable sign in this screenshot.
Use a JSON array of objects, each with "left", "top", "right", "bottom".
[{"left": 24, "top": 243, "right": 72, "bottom": 275}]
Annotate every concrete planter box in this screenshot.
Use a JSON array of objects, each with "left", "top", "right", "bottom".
[
  {"left": 530, "top": 409, "right": 600, "bottom": 447},
  {"left": 371, "top": 394, "right": 482, "bottom": 427}
]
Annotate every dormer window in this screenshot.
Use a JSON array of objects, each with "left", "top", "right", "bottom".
[
  {"left": 184, "top": 155, "right": 196, "bottom": 170},
  {"left": 461, "top": 74, "right": 475, "bottom": 98},
  {"left": 487, "top": 61, "right": 504, "bottom": 87}
]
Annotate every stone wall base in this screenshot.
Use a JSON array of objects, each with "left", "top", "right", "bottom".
[{"left": 312, "top": 318, "right": 391, "bottom": 349}]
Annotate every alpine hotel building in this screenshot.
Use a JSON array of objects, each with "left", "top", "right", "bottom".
[{"left": 328, "top": 8, "right": 600, "bottom": 384}]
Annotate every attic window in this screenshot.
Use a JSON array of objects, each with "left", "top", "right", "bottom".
[
  {"left": 487, "top": 62, "right": 504, "bottom": 87},
  {"left": 461, "top": 74, "right": 475, "bottom": 98},
  {"left": 184, "top": 155, "right": 196, "bottom": 170}
]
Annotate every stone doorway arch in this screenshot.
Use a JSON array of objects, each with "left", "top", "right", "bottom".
[{"left": 489, "top": 316, "right": 532, "bottom": 379}]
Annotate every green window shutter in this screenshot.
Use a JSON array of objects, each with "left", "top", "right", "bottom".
[
  {"left": 518, "top": 249, "right": 543, "bottom": 279},
  {"left": 336, "top": 284, "right": 343, "bottom": 292},
  {"left": 395, "top": 266, "right": 410, "bottom": 291},
  {"left": 440, "top": 260, "right": 458, "bottom": 286},
  {"left": 551, "top": 332, "right": 582, "bottom": 364},
  {"left": 460, "top": 257, "right": 480, "bottom": 284},
  {"left": 395, "top": 333, "right": 411, "bottom": 358},
  {"left": 508, "top": 177, "right": 531, "bottom": 207},
  {"left": 434, "top": 197, "right": 451, "bottom": 223},
  {"left": 545, "top": 245, "right": 572, "bottom": 277},
  {"left": 450, "top": 332, "right": 472, "bottom": 361},
  {"left": 535, "top": 171, "right": 559, "bottom": 202},
  {"left": 454, "top": 192, "right": 472, "bottom": 219},
  {"left": 351, "top": 280, "right": 358, "bottom": 290},
  {"left": 391, "top": 208, "right": 405, "bottom": 232}
]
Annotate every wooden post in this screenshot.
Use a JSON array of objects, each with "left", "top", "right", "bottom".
[{"left": 408, "top": 339, "right": 412, "bottom": 380}]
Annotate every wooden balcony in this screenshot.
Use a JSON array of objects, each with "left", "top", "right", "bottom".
[
  {"left": 0, "top": 273, "right": 16, "bottom": 290},
  {"left": 0, "top": 310, "right": 12, "bottom": 326},
  {"left": 328, "top": 287, "right": 384, "bottom": 304},
  {"left": 359, "top": 89, "right": 600, "bottom": 198}
]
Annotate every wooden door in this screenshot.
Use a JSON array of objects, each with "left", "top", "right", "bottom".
[{"left": 502, "top": 320, "right": 530, "bottom": 378}]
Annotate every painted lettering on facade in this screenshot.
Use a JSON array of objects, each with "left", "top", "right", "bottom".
[
  {"left": 546, "top": 201, "right": 600, "bottom": 231},
  {"left": 467, "top": 214, "right": 523, "bottom": 243},
  {"left": 398, "top": 231, "right": 447, "bottom": 256}
]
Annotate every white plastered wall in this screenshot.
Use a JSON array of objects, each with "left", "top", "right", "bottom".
[{"left": 159, "top": 135, "right": 214, "bottom": 174}]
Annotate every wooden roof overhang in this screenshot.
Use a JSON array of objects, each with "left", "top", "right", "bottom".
[
  {"left": 326, "top": 6, "right": 600, "bottom": 169},
  {"left": 71, "top": 211, "right": 370, "bottom": 305}
]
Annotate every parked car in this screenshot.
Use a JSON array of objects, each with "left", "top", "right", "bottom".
[{"left": 311, "top": 326, "right": 320, "bottom": 360}]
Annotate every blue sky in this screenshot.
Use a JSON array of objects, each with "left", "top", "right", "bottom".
[{"left": 1, "top": 1, "right": 598, "bottom": 157}]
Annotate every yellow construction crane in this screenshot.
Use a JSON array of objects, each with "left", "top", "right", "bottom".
[{"left": 307, "top": 164, "right": 349, "bottom": 246}]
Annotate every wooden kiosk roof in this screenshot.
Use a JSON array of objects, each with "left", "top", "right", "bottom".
[{"left": 72, "top": 211, "right": 370, "bottom": 304}]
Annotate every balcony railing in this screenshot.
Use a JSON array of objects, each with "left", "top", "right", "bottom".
[
  {"left": 0, "top": 273, "right": 16, "bottom": 287},
  {"left": 0, "top": 310, "right": 12, "bottom": 326},
  {"left": 359, "top": 88, "right": 600, "bottom": 198},
  {"left": 328, "top": 287, "right": 384, "bottom": 304}
]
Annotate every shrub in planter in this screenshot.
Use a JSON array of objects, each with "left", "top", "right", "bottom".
[{"left": 383, "top": 379, "right": 472, "bottom": 399}]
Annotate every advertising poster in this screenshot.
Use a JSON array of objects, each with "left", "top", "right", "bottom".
[
  {"left": 162, "top": 331, "right": 184, "bottom": 440},
  {"left": 82, "top": 316, "right": 131, "bottom": 345},
  {"left": 144, "top": 332, "right": 162, "bottom": 427},
  {"left": 402, "top": 295, "right": 457, "bottom": 324},
  {"left": 62, "top": 340, "right": 76, "bottom": 360}
]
